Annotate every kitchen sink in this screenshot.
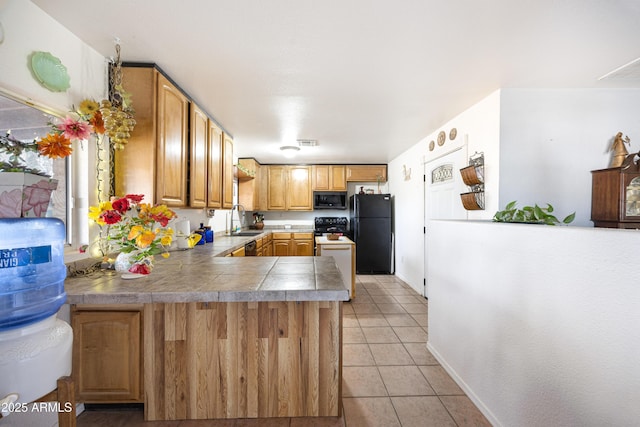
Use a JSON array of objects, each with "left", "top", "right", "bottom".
[{"left": 231, "top": 231, "right": 264, "bottom": 236}]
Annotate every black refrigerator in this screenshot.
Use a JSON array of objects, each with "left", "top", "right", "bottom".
[{"left": 349, "top": 194, "right": 393, "bottom": 274}]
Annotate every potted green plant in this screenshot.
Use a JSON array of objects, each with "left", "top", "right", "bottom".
[{"left": 493, "top": 201, "right": 575, "bottom": 225}]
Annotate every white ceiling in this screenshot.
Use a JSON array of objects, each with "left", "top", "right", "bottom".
[{"left": 31, "top": 0, "right": 640, "bottom": 164}]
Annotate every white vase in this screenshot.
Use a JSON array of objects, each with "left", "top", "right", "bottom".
[{"left": 114, "top": 251, "right": 137, "bottom": 273}]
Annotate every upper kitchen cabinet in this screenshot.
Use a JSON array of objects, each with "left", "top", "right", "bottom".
[
  {"left": 115, "top": 66, "right": 189, "bottom": 206},
  {"left": 312, "top": 165, "right": 347, "bottom": 191},
  {"left": 346, "top": 165, "right": 387, "bottom": 182},
  {"left": 189, "top": 104, "right": 208, "bottom": 208},
  {"left": 222, "top": 133, "right": 234, "bottom": 209},
  {"left": 116, "top": 64, "right": 231, "bottom": 209},
  {"left": 207, "top": 121, "right": 223, "bottom": 209},
  {"left": 238, "top": 158, "right": 262, "bottom": 211},
  {"left": 155, "top": 73, "right": 190, "bottom": 206},
  {"left": 267, "top": 165, "right": 312, "bottom": 211}
]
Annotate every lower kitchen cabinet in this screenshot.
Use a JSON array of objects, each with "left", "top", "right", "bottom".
[
  {"left": 292, "top": 232, "right": 314, "bottom": 256},
  {"left": 71, "top": 305, "right": 143, "bottom": 403},
  {"left": 271, "top": 232, "right": 314, "bottom": 256},
  {"left": 231, "top": 246, "right": 246, "bottom": 257}
]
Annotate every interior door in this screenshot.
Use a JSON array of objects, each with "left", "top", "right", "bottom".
[{"left": 423, "top": 146, "right": 469, "bottom": 297}]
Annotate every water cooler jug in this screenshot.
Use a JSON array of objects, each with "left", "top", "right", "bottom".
[{"left": 0, "top": 218, "right": 73, "bottom": 410}]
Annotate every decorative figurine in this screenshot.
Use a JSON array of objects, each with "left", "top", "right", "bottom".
[{"left": 609, "top": 132, "right": 631, "bottom": 168}]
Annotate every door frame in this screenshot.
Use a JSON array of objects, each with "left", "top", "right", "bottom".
[{"left": 423, "top": 143, "right": 468, "bottom": 297}]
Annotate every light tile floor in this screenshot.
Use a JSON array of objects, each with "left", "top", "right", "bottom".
[{"left": 76, "top": 275, "right": 490, "bottom": 427}]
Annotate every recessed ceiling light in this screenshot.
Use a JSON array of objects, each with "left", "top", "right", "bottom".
[{"left": 280, "top": 145, "right": 300, "bottom": 158}]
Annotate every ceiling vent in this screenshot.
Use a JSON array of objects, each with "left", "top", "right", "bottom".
[
  {"left": 297, "top": 139, "right": 318, "bottom": 147},
  {"left": 598, "top": 57, "right": 640, "bottom": 81}
]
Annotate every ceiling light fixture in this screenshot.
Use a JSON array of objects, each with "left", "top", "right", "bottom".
[{"left": 280, "top": 145, "right": 300, "bottom": 158}]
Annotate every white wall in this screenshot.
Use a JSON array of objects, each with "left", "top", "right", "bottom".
[
  {"left": 427, "top": 220, "right": 640, "bottom": 427},
  {"left": 389, "top": 90, "right": 501, "bottom": 294},
  {"left": 0, "top": 2, "right": 105, "bottom": 425},
  {"left": 0, "top": 0, "right": 107, "bottom": 250},
  {"left": 499, "top": 89, "right": 640, "bottom": 227}
]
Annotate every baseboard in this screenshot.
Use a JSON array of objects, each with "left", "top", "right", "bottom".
[{"left": 426, "top": 341, "right": 501, "bottom": 427}]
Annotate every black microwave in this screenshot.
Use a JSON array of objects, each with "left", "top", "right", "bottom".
[{"left": 313, "top": 191, "right": 348, "bottom": 210}]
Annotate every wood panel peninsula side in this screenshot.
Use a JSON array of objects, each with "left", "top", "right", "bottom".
[{"left": 64, "top": 247, "right": 348, "bottom": 421}]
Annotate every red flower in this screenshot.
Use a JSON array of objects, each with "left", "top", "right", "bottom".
[
  {"left": 125, "top": 194, "right": 144, "bottom": 203},
  {"left": 111, "top": 197, "right": 130, "bottom": 213},
  {"left": 129, "top": 262, "right": 151, "bottom": 275},
  {"left": 101, "top": 210, "right": 122, "bottom": 225},
  {"left": 151, "top": 213, "right": 172, "bottom": 227}
]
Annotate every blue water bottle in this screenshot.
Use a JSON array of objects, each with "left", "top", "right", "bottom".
[{"left": 0, "top": 218, "right": 67, "bottom": 331}]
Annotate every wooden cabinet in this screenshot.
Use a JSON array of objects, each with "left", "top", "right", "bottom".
[
  {"left": 346, "top": 165, "right": 387, "bottom": 182},
  {"left": 288, "top": 166, "right": 313, "bottom": 210},
  {"left": 71, "top": 305, "right": 143, "bottom": 403},
  {"left": 272, "top": 232, "right": 291, "bottom": 256},
  {"left": 189, "top": 104, "right": 208, "bottom": 208},
  {"left": 312, "top": 165, "right": 347, "bottom": 191},
  {"left": 263, "top": 233, "right": 273, "bottom": 256},
  {"left": 271, "top": 232, "right": 313, "bottom": 256},
  {"left": 156, "top": 73, "right": 190, "bottom": 206},
  {"left": 238, "top": 158, "right": 262, "bottom": 210},
  {"left": 267, "top": 166, "right": 287, "bottom": 210},
  {"left": 267, "top": 165, "right": 312, "bottom": 210},
  {"left": 292, "top": 232, "right": 314, "bottom": 256},
  {"left": 116, "top": 65, "right": 228, "bottom": 208},
  {"left": 207, "top": 120, "right": 223, "bottom": 208},
  {"left": 591, "top": 167, "right": 640, "bottom": 228},
  {"left": 256, "top": 237, "right": 263, "bottom": 256},
  {"left": 231, "top": 246, "right": 245, "bottom": 257},
  {"left": 222, "top": 133, "right": 234, "bottom": 209}
]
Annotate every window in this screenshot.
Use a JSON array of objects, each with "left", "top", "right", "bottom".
[{"left": 0, "top": 92, "right": 70, "bottom": 242}]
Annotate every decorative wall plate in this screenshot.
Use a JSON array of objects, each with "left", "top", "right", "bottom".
[
  {"left": 30, "top": 51, "right": 70, "bottom": 92},
  {"left": 437, "top": 131, "right": 446, "bottom": 146},
  {"left": 429, "top": 140, "right": 435, "bottom": 151},
  {"left": 449, "top": 128, "right": 457, "bottom": 140}
]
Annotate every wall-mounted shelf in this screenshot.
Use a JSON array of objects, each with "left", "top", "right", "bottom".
[{"left": 460, "top": 152, "right": 484, "bottom": 210}]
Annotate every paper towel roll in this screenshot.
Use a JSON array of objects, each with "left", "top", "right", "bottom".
[{"left": 175, "top": 218, "right": 191, "bottom": 249}]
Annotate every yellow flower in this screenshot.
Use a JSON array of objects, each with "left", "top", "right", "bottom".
[
  {"left": 187, "top": 233, "right": 202, "bottom": 248},
  {"left": 127, "top": 225, "right": 156, "bottom": 248},
  {"left": 88, "top": 201, "right": 113, "bottom": 225},
  {"left": 161, "top": 252, "right": 170, "bottom": 259},
  {"left": 78, "top": 99, "right": 100, "bottom": 116},
  {"left": 160, "top": 235, "right": 173, "bottom": 246}
]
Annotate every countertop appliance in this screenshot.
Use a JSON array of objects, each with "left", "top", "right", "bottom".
[
  {"left": 349, "top": 194, "right": 393, "bottom": 274},
  {"left": 314, "top": 216, "right": 349, "bottom": 236}
]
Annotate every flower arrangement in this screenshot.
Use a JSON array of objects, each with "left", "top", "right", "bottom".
[
  {"left": 88, "top": 194, "right": 177, "bottom": 275},
  {"left": 0, "top": 94, "right": 135, "bottom": 174}
]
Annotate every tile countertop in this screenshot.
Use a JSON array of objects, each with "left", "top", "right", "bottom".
[{"left": 64, "top": 230, "right": 349, "bottom": 305}]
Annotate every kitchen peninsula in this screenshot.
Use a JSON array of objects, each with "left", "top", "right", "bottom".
[{"left": 64, "top": 232, "right": 349, "bottom": 421}]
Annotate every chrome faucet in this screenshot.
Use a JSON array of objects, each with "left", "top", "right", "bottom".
[{"left": 230, "top": 204, "right": 245, "bottom": 233}]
